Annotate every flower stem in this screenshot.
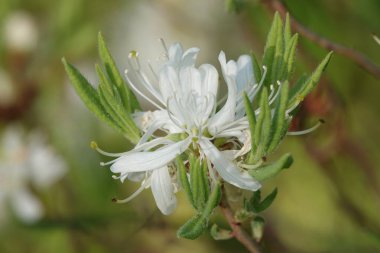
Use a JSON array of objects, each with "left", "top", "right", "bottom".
[{"left": 219, "top": 187, "right": 262, "bottom": 253}]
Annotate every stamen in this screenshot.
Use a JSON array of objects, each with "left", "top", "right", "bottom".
[
  {"left": 159, "top": 38, "right": 169, "bottom": 55},
  {"left": 285, "top": 102, "right": 299, "bottom": 117},
  {"left": 147, "top": 60, "right": 159, "bottom": 81},
  {"left": 112, "top": 177, "right": 150, "bottom": 204},
  {"left": 269, "top": 81, "right": 282, "bottom": 105},
  {"left": 287, "top": 119, "right": 325, "bottom": 136},
  {"left": 125, "top": 69, "right": 165, "bottom": 110},
  {"left": 90, "top": 141, "right": 126, "bottom": 157},
  {"left": 250, "top": 66, "right": 267, "bottom": 100},
  {"left": 238, "top": 160, "right": 264, "bottom": 170}
]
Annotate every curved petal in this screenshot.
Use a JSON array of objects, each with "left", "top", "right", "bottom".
[
  {"left": 199, "top": 138, "right": 261, "bottom": 191},
  {"left": 167, "top": 43, "right": 183, "bottom": 65},
  {"left": 111, "top": 138, "right": 191, "bottom": 174},
  {"left": 181, "top": 47, "right": 200, "bottom": 67},
  {"left": 151, "top": 166, "right": 177, "bottom": 215}
]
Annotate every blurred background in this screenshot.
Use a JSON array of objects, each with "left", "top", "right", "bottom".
[{"left": 0, "top": 0, "right": 379, "bottom": 252}]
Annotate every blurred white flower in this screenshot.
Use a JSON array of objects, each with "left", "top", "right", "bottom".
[
  {"left": 0, "top": 126, "right": 67, "bottom": 223},
  {"left": 3, "top": 11, "right": 39, "bottom": 52}
]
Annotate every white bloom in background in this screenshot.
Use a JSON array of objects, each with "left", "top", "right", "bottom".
[
  {"left": 94, "top": 42, "right": 271, "bottom": 215},
  {"left": 3, "top": 11, "right": 39, "bottom": 52},
  {"left": 0, "top": 126, "right": 67, "bottom": 223}
]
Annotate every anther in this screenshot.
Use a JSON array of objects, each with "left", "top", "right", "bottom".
[{"left": 90, "top": 141, "right": 98, "bottom": 149}]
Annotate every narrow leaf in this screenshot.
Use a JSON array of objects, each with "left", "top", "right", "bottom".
[
  {"left": 298, "top": 51, "right": 333, "bottom": 99},
  {"left": 267, "top": 81, "right": 289, "bottom": 153},
  {"left": 262, "top": 12, "right": 282, "bottom": 85},
  {"left": 249, "top": 153, "right": 293, "bottom": 181},
  {"left": 284, "top": 13, "right": 292, "bottom": 43},
  {"left": 98, "top": 32, "right": 140, "bottom": 112},
  {"left": 177, "top": 214, "right": 207, "bottom": 240},
  {"left": 254, "top": 188, "right": 278, "bottom": 213},
  {"left": 243, "top": 92, "right": 257, "bottom": 154},
  {"left": 176, "top": 156, "right": 194, "bottom": 208},
  {"left": 177, "top": 183, "right": 221, "bottom": 240},
  {"left": 280, "top": 34, "right": 298, "bottom": 81},
  {"left": 251, "top": 52, "right": 262, "bottom": 82},
  {"left": 62, "top": 58, "right": 115, "bottom": 128},
  {"left": 289, "top": 52, "right": 333, "bottom": 107}
]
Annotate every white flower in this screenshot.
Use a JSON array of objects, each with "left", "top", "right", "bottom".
[
  {"left": 0, "top": 126, "right": 67, "bottom": 223},
  {"left": 3, "top": 11, "right": 39, "bottom": 52},
  {"left": 96, "top": 42, "right": 269, "bottom": 215}
]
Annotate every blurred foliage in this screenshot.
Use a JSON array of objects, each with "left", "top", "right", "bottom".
[{"left": 0, "top": 0, "right": 380, "bottom": 252}]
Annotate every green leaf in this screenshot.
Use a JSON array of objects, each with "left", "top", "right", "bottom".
[
  {"left": 201, "top": 160, "right": 210, "bottom": 200},
  {"left": 288, "top": 73, "right": 308, "bottom": 107},
  {"left": 251, "top": 52, "right": 262, "bottom": 82},
  {"left": 263, "top": 12, "right": 282, "bottom": 86},
  {"left": 189, "top": 154, "right": 202, "bottom": 210},
  {"left": 62, "top": 58, "right": 116, "bottom": 129},
  {"left": 249, "top": 153, "right": 293, "bottom": 181},
  {"left": 252, "top": 87, "right": 270, "bottom": 162},
  {"left": 210, "top": 224, "right": 233, "bottom": 240},
  {"left": 177, "top": 183, "right": 221, "bottom": 240},
  {"left": 299, "top": 51, "right": 333, "bottom": 98},
  {"left": 98, "top": 32, "right": 140, "bottom": 113},
  {"left": 261, "top": 88, "right": 272, "bottom": 155},
  {"left": 176, "top": 156, "right": 194, "bottom": 208},
  {"left": 177, "top": 214, "right": 207, "bottom": 240},
  {"left": 280, "top": 34, "right": 298, "bottom": 80},
  {"left": 267, "top": 81, "right": 289, "bottom": 153},
  {"left": 254, "top": 188, "right": 278, "bottom": 213},
  {"left": 243, "top": 92, "right": 257, "bottom": 158},
  {"left": 288, "top": 52, "right": 333, "bottom": 107},
  {"left": 271, "top": 16, "right": 284, "bottom": 84},
  {"left": 284, "top": 13, "right": 292, "bottom": 44},
  {"left": 96, "top": 65, "right": 141, "bottom": 144}
]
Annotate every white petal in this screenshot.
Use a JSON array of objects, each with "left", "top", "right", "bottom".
[
  {"left": 181, "top": 47, "right": 200, "bottom": 67},
  {"left": 179, "top": 67, "right": 201, "bottom": 96},
  {"left": 111, "top": 138, "right": 191, "bottom": 174},
  {"left": 11, "top": 189, "right": 43, "bottom": 223},
  {"left": 207, "top": 52, "right": 238, "bottom": 135},
  {"left": 151, "top": 166, "right": 177, "bottom": 215},
  {"left": 199, "top": 138, "right": 261, "bottom": 191},
  {"left": 167, "top": 43, "right": 183, "bottom": 64},
  {"left": 127, "top": 172, "right": 146, "bottom": 182},
  {"left": 159, "top": 66, "right": 178, "bottom": 103},
  {"left": 236, "top": 55, "right": 254, "bottom": 93},
  {"left": 199, "top": 64, "right": 218, "bottom": 97}
]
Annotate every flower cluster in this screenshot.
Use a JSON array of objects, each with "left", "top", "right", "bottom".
[
  {"left": 95, "top": 42, "right": 267, "bottom": 214},
  {"left": 63, "top": 13, "right": 331, "bottom": 239}
]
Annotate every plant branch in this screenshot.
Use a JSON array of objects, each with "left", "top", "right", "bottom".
[
  {"left": 219, "top": 187, "right": 262, "bottom": 253},
  {"left": 262, "top": 0, "right": 380, "bottom": 78}
]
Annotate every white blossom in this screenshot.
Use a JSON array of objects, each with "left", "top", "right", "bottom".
[{"left": 95, "top": 42, "right": 268, "bottom": 215}]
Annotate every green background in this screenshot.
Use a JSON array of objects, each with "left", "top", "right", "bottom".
[{"left": 0, "top": 0, "right": 379, "bottom": 252}]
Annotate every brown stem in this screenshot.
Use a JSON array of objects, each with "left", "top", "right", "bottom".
[
  {"left": 262, "top": 0, "right": 380, "bottom": 78},
  {"left": 219, "top": 187, "right": 262, "bottom": 253}
]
